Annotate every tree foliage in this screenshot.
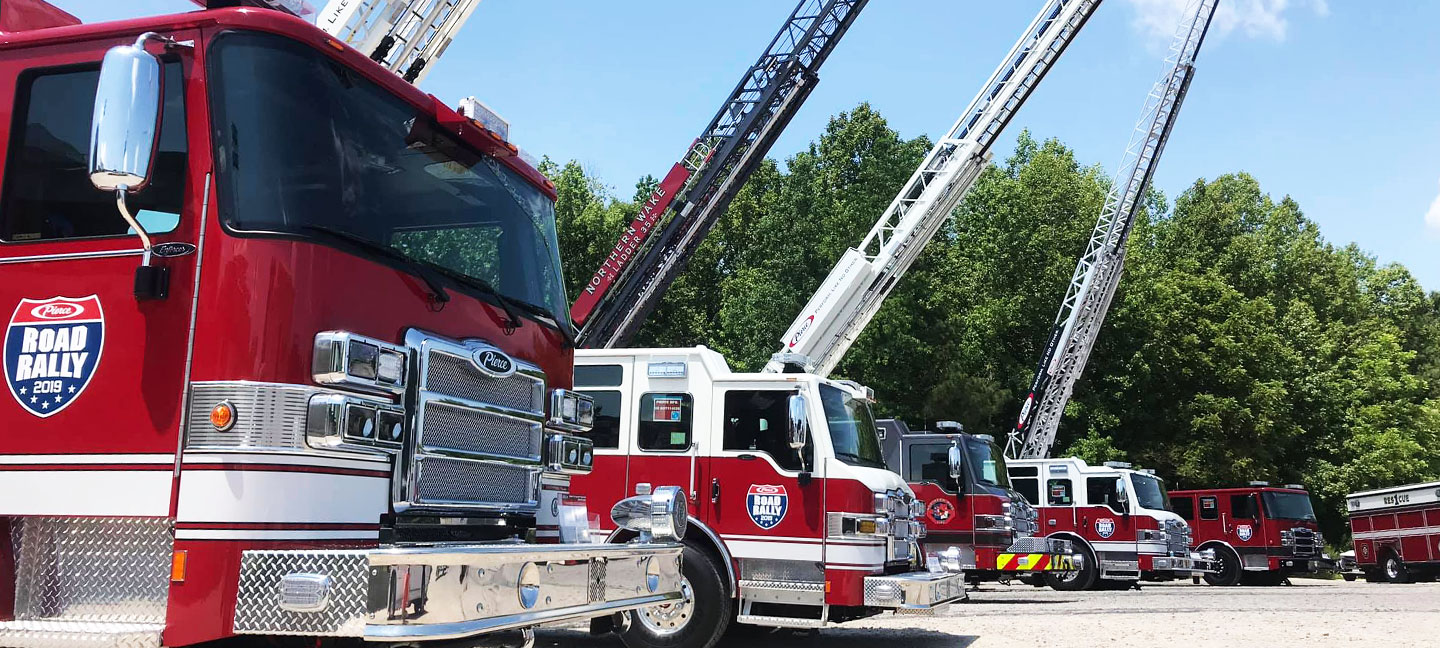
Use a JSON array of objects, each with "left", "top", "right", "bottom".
[{"left": 544, "top": 103, "right": 1440, "bottom": 536}]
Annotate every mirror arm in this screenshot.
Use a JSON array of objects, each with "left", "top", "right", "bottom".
[{"left": 114, "top": 186, "right": 153, "bottom": 266}]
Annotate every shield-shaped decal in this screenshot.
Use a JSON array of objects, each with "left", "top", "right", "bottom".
[
  {"left": 1236, "top": 524, "right": 1253, "bottom": 542},
  {"left": 5, "top": 296, "right": 104, "bottom": 418},
  {"left": 1095, "top": 517, "right": 1116, "bottom": 538},
  {"left": 746, "top": 484, "right": 789, "bottom": 530}
]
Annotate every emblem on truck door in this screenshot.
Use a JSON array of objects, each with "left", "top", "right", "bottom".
[
  {"left": 747, "top": 485, "right": 789, "bottom": 529},
  {"left": 470, "top": 348, "right": 516, "bottom": 378},
  {"left": 1236, "top": 524, "right": 1253, "bottom": 541},
  {"left": 1094, "top": 518, "right": 1116, "bottom": 538},
  {"left": 4, "top": 296, "right": 104, "bottom": 418},
  {"left": 928, "top": 498, "right": 955, "bottom": 524}
]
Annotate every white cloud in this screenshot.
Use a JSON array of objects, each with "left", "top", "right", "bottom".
[
  {"left": 1123, "top": 0, "right": 1328, "bottom": 44},
  {"left": 1425, "top": 177, "right": 1440, "bottom": 235}
]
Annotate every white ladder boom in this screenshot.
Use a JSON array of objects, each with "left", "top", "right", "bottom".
[
  {"left": 315, "top": 0, "right": 483, "bottom": 84},
  {"left": 1007, "top": 0, "right": 1219, "bottom": 460},
  {"left": 767, "top": 0, "right": 1101, "bottom": 376}
]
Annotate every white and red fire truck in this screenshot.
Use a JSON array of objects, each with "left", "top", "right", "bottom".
[
  {"left": 1007, "top": 458, "right": 1208, "bottom": 589},
  {"left": 0, "top": 1, "right": 687, "bottom": 646},
  {"left": 572, "top": 347, "right": 965, "bottom": 648},
  {"left": 878, "top": 420, "right": 1080, "bottom": 582},
  {"left": 1346, "top": 480, "right": 1440, "bottom": 583}
]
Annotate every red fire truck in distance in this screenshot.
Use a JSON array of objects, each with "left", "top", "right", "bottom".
[
  {"left": 1170, "top": 483, "right": 1333, "bottom": 586},
  {"left": 572, "top": 347, "right": 966, "bottom": 648},
  {"left": 878, "top": 420, "right": 1080, "bottom": 582},
  {"left": 0, "top": 3, "right": 685, "bottom": 646},
  {"left": 1346, "top": 480, "right": 1440, "bottom": 583},
  {"left": 1006, "top": 458, "right": 1210, "bottom": 590}
]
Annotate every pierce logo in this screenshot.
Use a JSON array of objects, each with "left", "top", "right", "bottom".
[
  {"left": 787, "top": 315, "right": 814, "bottom": 349},
  {"left": 5, "top": 296, "right": 104, "bottom": 418},
  {"left": 1236, "top": 524, "right": 1253, "bottom": 542},
  {"left": 1094, "top": 517, "right": 1116, "bottom": 539},
  {"left": 928, "top": 498, "right": 955, "bottom": 524},
  {"left": 471, "top": 348, "right": 515, "bottom": 378},
  {"left": 746, "top": 484, "right": 788, "bottom": 530}
]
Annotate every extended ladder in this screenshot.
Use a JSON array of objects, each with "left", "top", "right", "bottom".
[
  {"left": 314, "top": 0, "right": 483, "bottom": 83},
  {"left": 1007, "top": 0, "right": 1219, "bottom": 459}
]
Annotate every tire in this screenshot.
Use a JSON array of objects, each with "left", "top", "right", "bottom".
[
  {"left": 1382, "top": 552, "right": 1410, "bottom": 584},
  {"left": 1203, "top": 546, "right": 1242, "bottom": 586},
  {"left": 1044, "top": 541, "right": 1097, "bottom": 591},
  {"left": 619, "top": 543, "right": 732, "bottom": 648},
  {"left": 1342, "top": 574, "right": 1357, "bottom": 582}
]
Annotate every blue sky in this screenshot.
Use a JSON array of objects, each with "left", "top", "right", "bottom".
[{"left": 62, "top": 0, "right": 1440, "bottom": 290}]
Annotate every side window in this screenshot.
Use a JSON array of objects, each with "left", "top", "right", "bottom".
[
  {"left": 1087, "top": 477, "right": 1125, "bottom": 513},
  {"left": 1199, "top": 496, "right": 1219, "bottom": 520},
  {"left": 637, "top": 393, "right": 692, "bottom": 451},
  {"left": 578, "top": 390, "right": 621, "bottom": 449},
  {"left": 1047, "top": 479, "right": 1073, "bottom": 506},
  {"left": 1172, "top": 496, "right": 1195, "bottom": 520},
  {"left": 906, "top": 443, "right": 958, "bottom": 493},
  {"left": 1230, "top": 494, "right": 1258, "bottom": 519},
  {"left": 575, "top": 364, "right": 623, "bottom": 387},
  {"left": 1012, "top": 478, "right": 1040, "bottom": 506},
  {"left": 2, "top": 61, "right": 187, "bottom": 242},
  {"left": 723, "top": 389, "right": 812, "bottom": 472}
]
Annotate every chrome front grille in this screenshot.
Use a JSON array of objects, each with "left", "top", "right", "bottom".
[
  {"left": 413, "top": 456, "right": 535, "bottom": 506},
  {"left": 425, "top": 350, "right": 544, "bottom": 414},
  {"left": 1165, "top": 519, "right": 1191, "bottom": 555},
  {"left": 399, "top": 330, "right": 547, "bottom": 513},
  {"left": 1291, "top": 528, "right": 1320, "bottom": 557}
]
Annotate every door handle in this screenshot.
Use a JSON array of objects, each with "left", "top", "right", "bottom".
[{"left": 711, "top": 478, "right": 721, "bottom": 504}]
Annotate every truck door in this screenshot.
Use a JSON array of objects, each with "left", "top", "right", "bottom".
[
  {"left": 625, "top": 388, "right": 704, "bottom": 524},
  {"left": 0, "top": 40, "right": 201, "bottom": 519},
  {"left": 1084, "top": 476, "right": 1137, "bottom": 551},
  {"left": 1228, "top": 493, "right": 1261, "bottom": 550},
  {"left": 572, "top": 361, "right": 633, "bottom": 523},
  {"left": 903, "top": 439, "right": 966, "bottom": 551},
  {"left": 1193, "top": 495, "right": 1224, "bottom": 543},
  {"left": 705, "top": 387, "right": 824, "bottom": 569}
]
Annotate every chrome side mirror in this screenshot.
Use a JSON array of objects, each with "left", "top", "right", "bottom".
[
  {"left": 1115, "top": 477, "right": 1130, "bottom": 514},
  {"left": 88, "top": 33, "right": 175, "bottom": 299},
  {"left": 947, "top": 441, "right": 963, "bottom": 480},
  {"left": 786, "top": 394, "right": 809, "bottom": 450}
]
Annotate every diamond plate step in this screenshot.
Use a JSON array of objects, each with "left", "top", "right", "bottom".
[
  {"left": 0, "top": 620, "right": 163, "bottom": 648},
  {"left": 735, "top": 614, "right": 826, "bottom": 629}
]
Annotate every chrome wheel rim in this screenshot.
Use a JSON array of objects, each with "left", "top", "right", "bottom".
[
  {"left": 637, "top": 577, "right": 694, "bottom": 636},
  {"left": 1386, "top": 558, "right": 1401, "bottom": 580}
]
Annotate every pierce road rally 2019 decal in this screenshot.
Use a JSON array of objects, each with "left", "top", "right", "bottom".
[
  {"left": 746, "top": 484, "right": 788, "bottom": 530},
  {"left": 1236, "top": 524, "right": 1253, "bottom": 542},
  {"left": 1094, "top": 517, "right": 1116, "bottom": 538},
  {"left": 5, "top": 296, "right": 104, "bottom": 418}
]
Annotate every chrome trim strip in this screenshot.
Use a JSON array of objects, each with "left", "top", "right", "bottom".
[
  {"left": 0, "top": 248, "right": 144, "bottom": 265},
  {"left": 172, "top": 171, "right": 212, "bottom": 479},
  {"left": 365, "top": 541, "right": 683, "bottom": 566}
]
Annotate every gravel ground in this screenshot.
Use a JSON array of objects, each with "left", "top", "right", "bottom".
[{"left": 536, "top": 579, "right": 1440, "bottom": 648}]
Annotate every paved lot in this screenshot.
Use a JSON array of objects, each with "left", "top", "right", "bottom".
[{"left": 537, "top": 579, "right": 1440, "bottom": 648}]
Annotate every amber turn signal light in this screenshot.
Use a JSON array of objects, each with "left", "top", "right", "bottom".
[{"left": 210, "top": 401, "right": 236, "bottom": 432}]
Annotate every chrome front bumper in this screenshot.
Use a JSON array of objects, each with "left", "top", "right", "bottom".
[
  {"left": 1153, "top": 549, "right": 1216, "bottom": 574},
  {"left": 233, "top": 542, "right": 684, "bottom": 641},
  {"left": 862, "top": 571, "right": 967, "bottom": 610}
]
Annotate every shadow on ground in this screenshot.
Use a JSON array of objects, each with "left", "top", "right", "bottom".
[{"left": 537, "top": 627, "right": 975, "bottom": 648}]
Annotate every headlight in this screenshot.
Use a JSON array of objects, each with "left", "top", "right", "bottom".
[
  {"left": 1280, "top": 530, "right": 1295, "bottom": 546},
  {"left": 975, "top": 514, "right": 1011, "bottom": 531},
  {"left": 313, "top": 331, "right": 408, "bottom": 394},
  {"left": 545, "top": 433, "right": 595, "bottom": 474},
  {"left": 874, "top": 492, "right": 890, "bottom": 515},
  {"left": 550, "top": 389, "right": 596, "bottom": 432},
  {"left": 306, "top": 393, "right": 405, "bottom": 452},
  {"left": 611, "top": 486, "right": 687, "bottom": 542},
  {"left": 909, "top": 499, "right": 925, "bottom": 519},
  {"left": 1138, "top": 529, "right": 1166, "bottom": 542}
]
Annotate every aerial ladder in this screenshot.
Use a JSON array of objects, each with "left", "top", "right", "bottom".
[
  {"left": 767, "top": 0, "right": 1101, "bottom": 376},
  {"left": 313, "top": 0, "right": 484, "bottom": 83},
  {"left": 572, "top": 0, "right": 868, "bottom": 348},
  {"left": 1006, "top": 0, "right": 1218, "bottom": 460}
]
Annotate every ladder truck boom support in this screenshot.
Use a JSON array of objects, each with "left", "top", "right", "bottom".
[
  {"left": 316, "top": 0, "right": 483, "bottom": 83},
  {"left": 770, "top": 0, "right": 1101, "bottom": 376},
  {"left": 574, "top": 0, "right": 867, "bottom": 347},
  {"left": 1008, "top": 0, "right": 1218, "bottom": 460}
]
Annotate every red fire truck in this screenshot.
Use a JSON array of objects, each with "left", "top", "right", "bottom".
[
  {"left": 1170, "top": 483, "right": 1333, "bottom": 586},
  {"left": 877, "top": 420, "right": 1080, "bottom": 582},
  {"left": 0, "top": 2, "right": 687, "bottom": 646},
  {"left": 1346, "top": 480, "right": 1440, "bottom": 583},
  {"left": 572, "top": 347, "right": 966, "bottom": 648},
  {"left": 1006, "top": 458, "right": 1209, "bottom": 590}
]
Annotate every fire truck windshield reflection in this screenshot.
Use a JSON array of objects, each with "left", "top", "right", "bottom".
[
  {"left": 1131, "top": 473, "right": 1170, "bottom": 511},
  {"left": 207, "top": 31, "right": 569, "bottom": 327},
  {"left": 1262, "top": 491, "right": 1317, "bottom": 521},
  {"left": 819, "top": 384, "right": 885, "bottom": 468},
  {"left": 963, "top": 436, "right": 1008, "bottom": 487}
]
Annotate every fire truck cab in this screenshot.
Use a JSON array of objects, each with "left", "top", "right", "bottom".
[
  {"left": 572, "top": 347, "right": 966, "bottom": 648},
  {"left": 1346, "top": 480, "right": 1440, "bottom": 583},
  {"left": 877, "top": 420, "right": 1080, "bottom": 581},
  {"left": 1170, "top": 484, "right": 1333, "bottom": 586},
  {"left": 1007, "top": 457, "right": 1209, "bottom": 590},
  {"left": 0, "top": 3, "right": 684, "bottom": 646}
]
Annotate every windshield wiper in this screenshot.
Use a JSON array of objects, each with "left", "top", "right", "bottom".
[{"left": 300, "top": 225, "right": 450, "bottom": 305}]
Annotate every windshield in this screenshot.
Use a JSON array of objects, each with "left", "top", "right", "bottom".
[
  {"left": 964, "top": 436, "right": 1009, "bottom": 488},
  {"left": 818, "top": 384, "right": 885, "bottom": 468},
  {"left": 1262, "top": 491, "right": 1317, "bottom": 521},
  {"left": 208, "top": 31, "right": 569, "bottom": 327},
  {"left": 1131, "top": 474, "right": 1170, "bottom": 511}
]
